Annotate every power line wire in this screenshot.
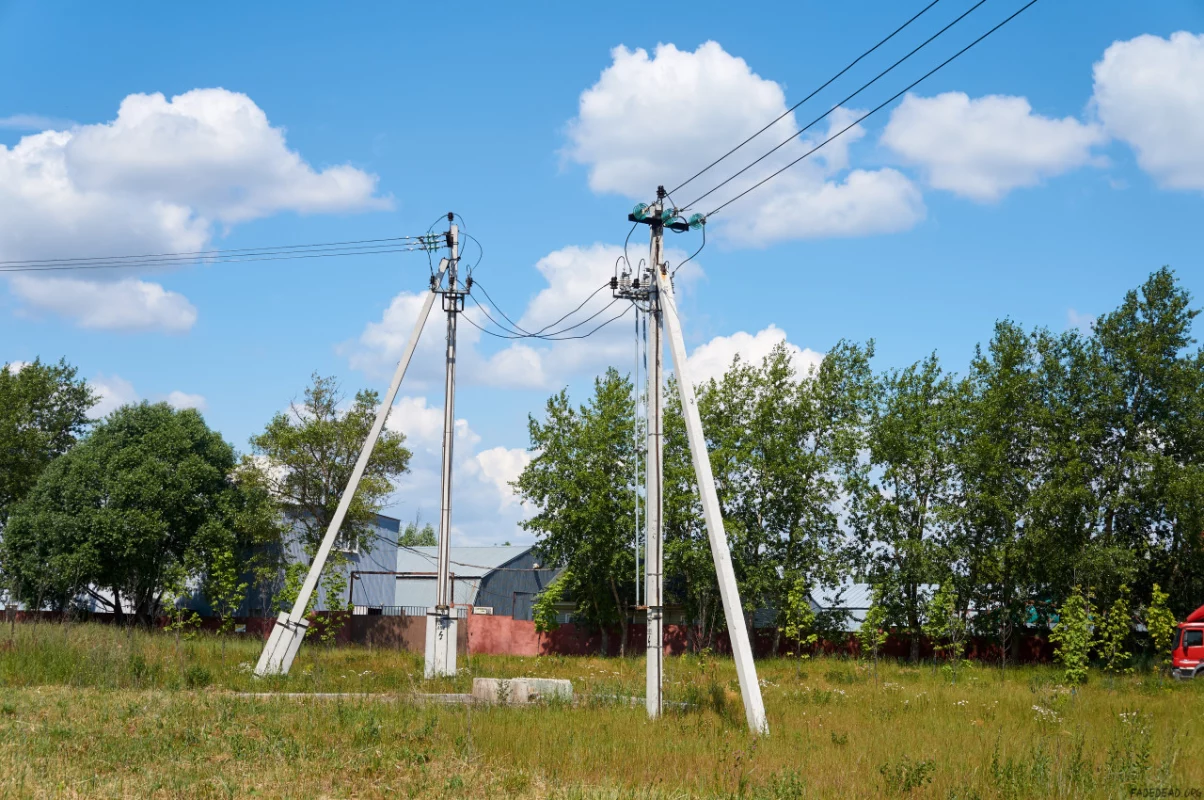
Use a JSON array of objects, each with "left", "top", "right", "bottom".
[
  {"left": 705, "top": 0, "right": 1042, "bottom": 218},
  {"left": 472, "top": 278, "right": 630, "bottom": 340},
  {"left": 464, "top": 295, "right": 633, "bottom": 341},
  {"left": 671, "top": 223, "right": 706, "bottom": 277},
  {"left": 0, "top": 236, "right": 433, "bottom": 267},
  {"left": 0, "top": 237, "right": 439, "bottom": 273},
  {"left": 0, "top": 245, "right": 433, "bottom": 274},
  {"left": 683, "top": 0, "right": 989, "bottom": 212},
  {"left": 668, "top": 0, "right": 945, "bottom": 197},
  {"left": 469, "top": 279, "right": 537, "bottom": 336},
  {"left": 471, "top": 279, "right": 612, "bottom": 339}
]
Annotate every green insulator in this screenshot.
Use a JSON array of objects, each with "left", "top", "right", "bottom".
[
  {"left": 632, "top": 203, "right": 649, "bottom": 221},
  {"left": 688, "top": 213, "right": 706, "bottom": 230},
  {"left": 661, "top": 207, "right": 675, "bottom": 222}
]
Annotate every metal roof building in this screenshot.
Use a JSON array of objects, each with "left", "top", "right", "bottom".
[
  {"left": 392, "top": 546, "right": 561, "bottom": 620},
  {"left": 235, "top": 513, "right": 399, "bottom": 615}
]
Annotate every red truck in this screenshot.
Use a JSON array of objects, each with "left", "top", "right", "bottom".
[{"left": 1172, "top": 604, "right": 1204, "bottom": 679}]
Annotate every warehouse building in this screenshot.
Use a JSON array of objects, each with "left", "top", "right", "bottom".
[{"left": 382, "top": 545, "right": 561, "bottom": 620}]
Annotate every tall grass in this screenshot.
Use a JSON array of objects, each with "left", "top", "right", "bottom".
[{"left": 1, "top": 623, "right": 1200, "bottom": 798}]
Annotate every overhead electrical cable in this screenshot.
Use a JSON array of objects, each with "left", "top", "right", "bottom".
[
  {"left": 469, "top": 278, "right": 620, "bottom": 341},
  {"left": 0, "top": 236, "right": 439, "bottom": 273},
  {"left": 538, "top": 301, "right": 633, "bottom": 341},
  {"left": 704, "top": 0, "right": 1042, "bottom": 218},
  {"left": 465, "top": 296, "right": 533, "bottom": 339},
  {"left": 462, "top": 232, "right": 484, "bottom": 275},
  {"left": 671, "top": 223, "right": 706, "bottom": 277},
  {"left": 469, "top": 279, "right": 537, "bottom": 336},
  {"left": 667, "top": 0, "right": 945, "bottom": 196},
  {"left": 682, "top": 0, "right": 990, "bottom": 212},
  {"left": 0, "top": 235, "right": 431, "bottom": 267},
  {"left": 471, "top": 279, "right": 612, "bottom": 338},
  {"left": 464, "top": 295, "right": 632, "bottom": 341}
]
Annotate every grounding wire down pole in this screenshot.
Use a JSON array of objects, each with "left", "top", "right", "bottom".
[
  {"left": 634, "top": 311, "right": 643, "bottom": 612},
  {"left": 254, "top": 236, "right": 448, "bottom": 678},
  {"left": 426, "top": 212, "right": 461, "bottom": 678}
]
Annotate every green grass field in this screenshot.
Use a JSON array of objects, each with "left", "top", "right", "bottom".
[{"left": 1, "top": 622, "right": 1200, "bottom": 798}]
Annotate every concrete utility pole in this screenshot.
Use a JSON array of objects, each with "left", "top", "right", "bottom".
[
  {"left": 614, "top": 187, "right": 768, "bottom": 735},
  {"left": 644, "top": 195, "right": 665, "bottom": 719},
  {"left": 254, "top": 218, "right": 453, "bottom": 678},
  {"left": 427, "top": 213, "right": 461, "bottom": 678}
]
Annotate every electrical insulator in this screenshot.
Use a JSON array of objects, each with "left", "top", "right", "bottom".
[
  {"left": 688, "top": 213, "right": 706, "bottom": 230},
  {"left": 631, "top": 203, "right": 649, "bottom": 221}
]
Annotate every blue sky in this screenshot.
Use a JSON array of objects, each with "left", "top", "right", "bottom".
[{"left": 3, "top": 0, "right": 1203, "bottom": 544}]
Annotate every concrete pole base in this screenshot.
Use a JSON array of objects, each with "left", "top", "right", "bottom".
[
  {"left": 254, "top": 612, "right": 310, "bottom": 677},
  {"left": 424, "top": 608, "right": 457, "bottom": 678}
]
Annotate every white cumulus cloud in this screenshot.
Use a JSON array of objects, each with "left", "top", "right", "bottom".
[
  {"left": 90, "top": 374, "right": 138, "bottom": 418},
  {"left": 0, "top": 113, "right": 73, "bottom": 130},
  {"left": 379, "top": 396, "right": 532, "bottom": 545},
  {"left": 0, "top": 88, "right": 389, "bottom": 330},
  {"left": 686, "top": 325, "right": 823, "bottom": 387},
  {"left": 1092, "top": 31, "right": 1204, "bottom": 191},
  {"left": 475, "top": 447, "right": 533, "bottom": 511},
  {"left": 165, "top": 390, "right": 207, "bottom": 411},
  {"left": 881, "top": 92, "right": 1105, "bottom": 201},
  {"left": 9, "top": 276, "right": 198, "bottom": 333},
  {"left": 563, "top": 42, "right": 925, "bottom": 245}
]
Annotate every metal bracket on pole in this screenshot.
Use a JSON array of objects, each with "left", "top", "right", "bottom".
[
  {"left": 655, "top": 262, "right": 769, "bottom": 735},
  {"left": 254, "top": 255, "right": 450, "bottom": 678}
]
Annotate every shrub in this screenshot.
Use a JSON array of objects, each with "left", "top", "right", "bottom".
[{"left": 1050, "top": 586, "right": 1092, "bottom": 685}]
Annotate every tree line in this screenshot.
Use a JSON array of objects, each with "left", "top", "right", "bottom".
[
  {"left": 517, "top": 268, "right": 1204, "bottom": 663},
  {"left": 0, "top": 370, "right": 414, "bottom": 628}
]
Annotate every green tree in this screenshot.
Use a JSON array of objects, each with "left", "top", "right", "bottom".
[
  {"left": 533, "top": 569, "right": 572, "bottom": 635},
  {"left": 1096, "top": 584, "right": 1133, "bottom": 675},
  {"left": 0, "top": 358, "right": 95, "bottom": 526},
  {"left": 1088, "top": 269, "right": 1204, "bottom": 615},
  {"left": 248, "top": 373, "right": 412, "bottom": 554},
  {"left": 923, "top": 582, "right": 968, "bottom": 682},
  {"left": 685, "top": 341, "right": 873, "bottom": 652},
  {"left": 779, "top": 577, "right": 818, "bottom": 660},
  {"left": 2, "top": 403, "right": 279, "bottom": 624},
  {"left": 204, "top": 543, "right": 247, "bottom": 661},
  {"left": 1050, "top": 586, "right": 1093, "bottom": 685},
  {"left": 399, "top": 517, "right": 437, "bottom": 546},
  {"left": 516, "top": 368, "right": 638, "bottom": 655},
  {"left": 853, "top": 354, "right": 959, "bottom": 662},
  {"left": 859, "top": 589, "right": 890, "bottom": 684},
  {"left": 948, "top": 322, "right": 1040, "bottom": 668},
  {"left": 1145, "top": 583, "right": 1177, "bottom": 671}
]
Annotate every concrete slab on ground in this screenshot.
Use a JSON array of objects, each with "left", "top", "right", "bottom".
[{"left": 471, "top": 677, "right": 573, "bottom": 705}]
